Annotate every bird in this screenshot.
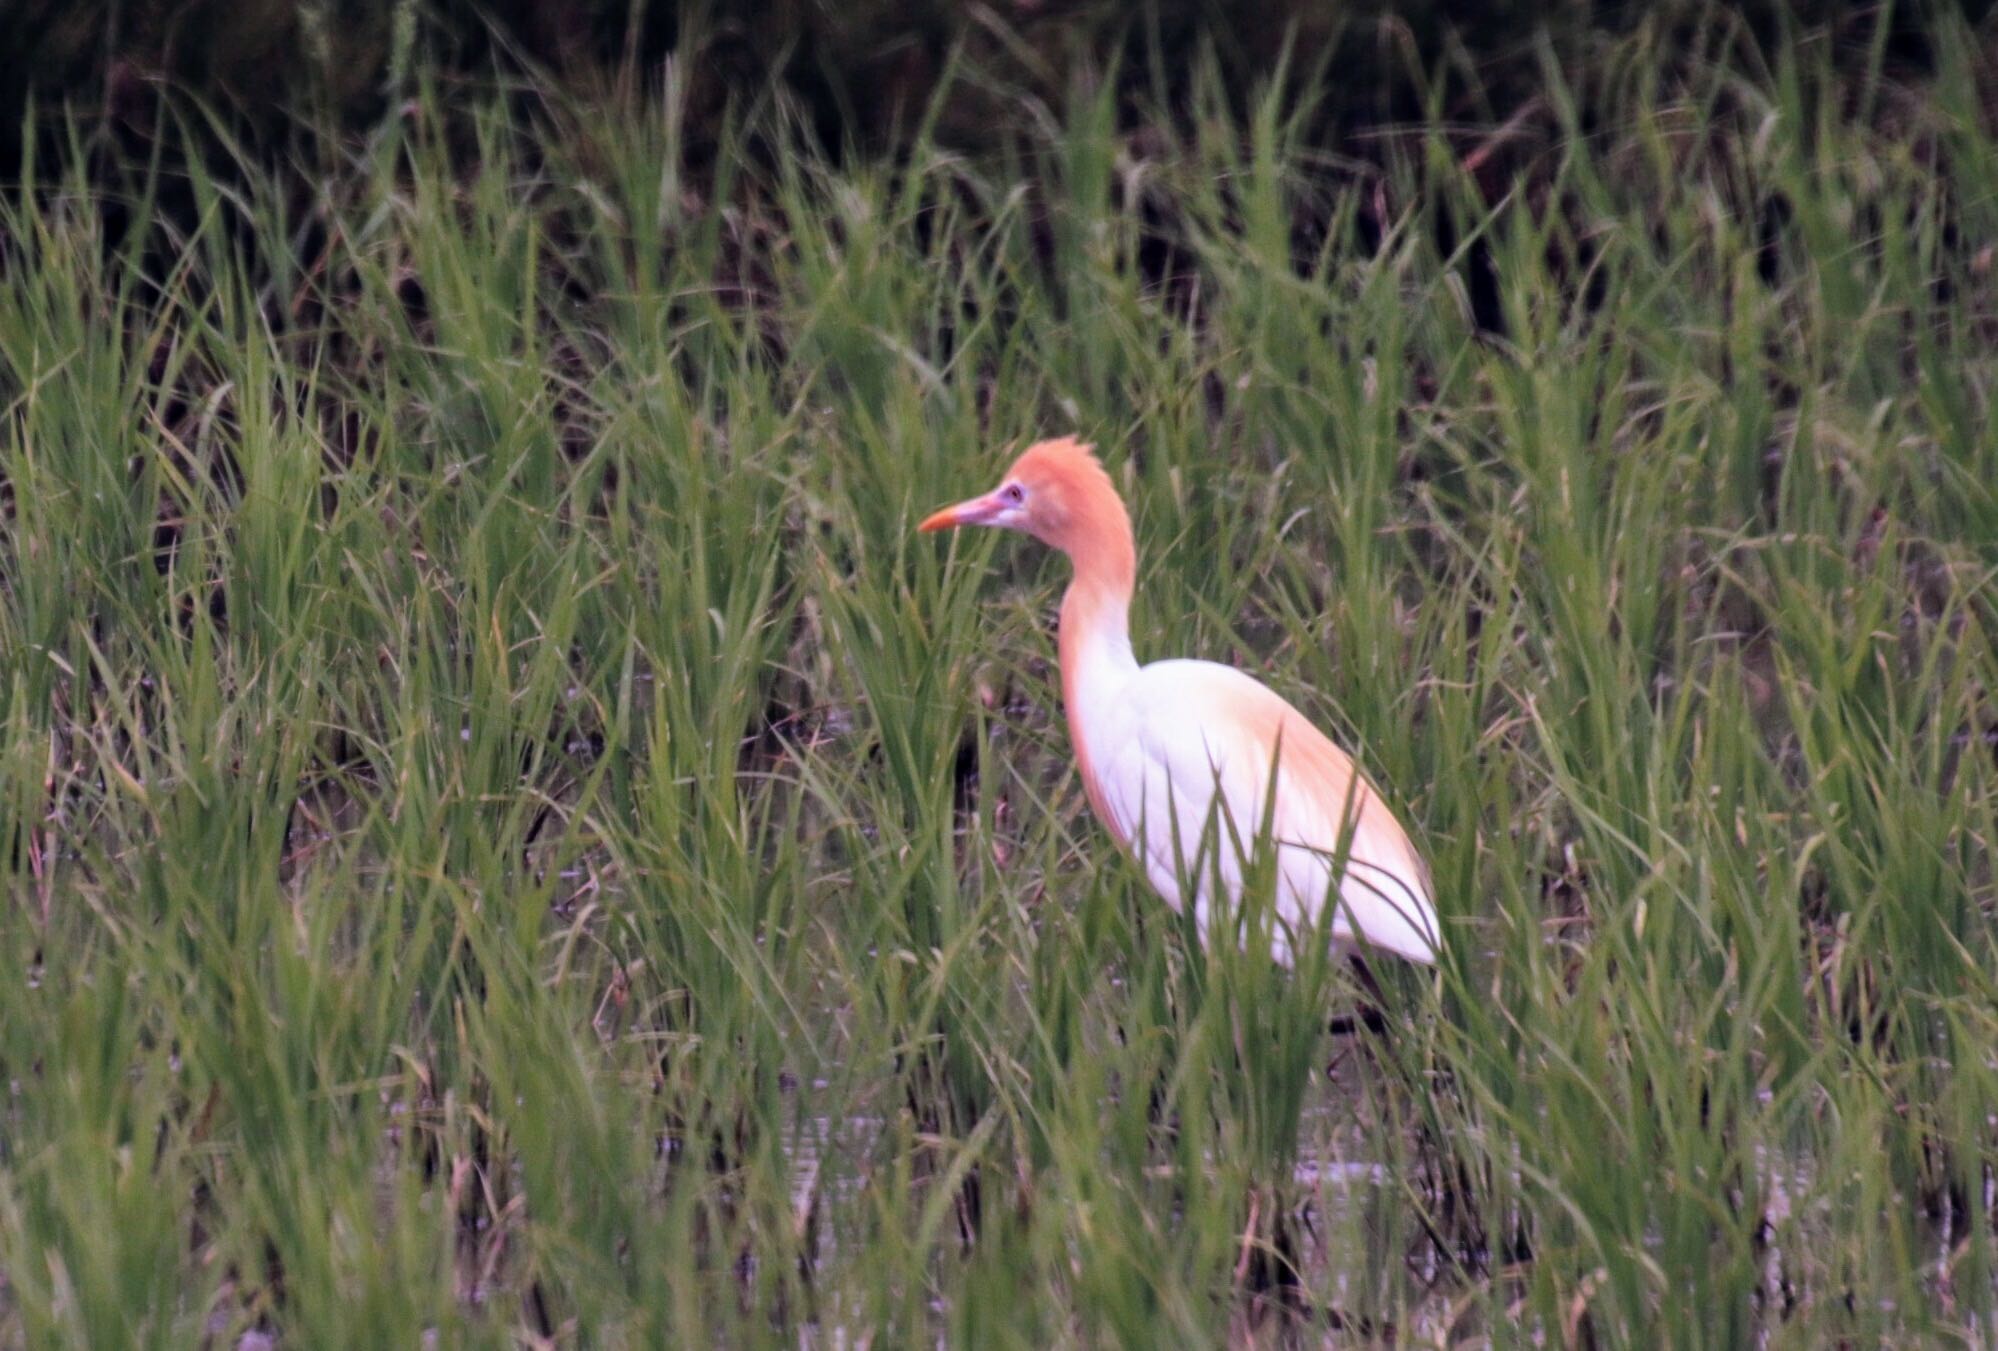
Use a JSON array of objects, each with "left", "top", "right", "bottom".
[{"left": 919, "top": 436, "right": 1439, "bottom": 970}]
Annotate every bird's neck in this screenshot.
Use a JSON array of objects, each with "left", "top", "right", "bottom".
[
  {"left": 1057, "top": 569, "right": 1136, "bottom": 684},
  {"left": 1057, "top": 528, "right": 1138, "bottom": 821},
  {"left": 1054, "top": 500, "right": 1138, "bottom": 683}
]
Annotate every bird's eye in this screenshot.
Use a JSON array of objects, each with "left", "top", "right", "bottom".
[{"left": 1000, "top": 483, "right": 1026, "bottom": 506}]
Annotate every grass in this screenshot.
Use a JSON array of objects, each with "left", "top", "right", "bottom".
[{"left": 2, "top": 14, "right": 1996, "bottom": 1345}]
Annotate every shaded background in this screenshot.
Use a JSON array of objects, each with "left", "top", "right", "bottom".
[{"left": 4, "top": 0, "right": 1991, "bottom": 171}]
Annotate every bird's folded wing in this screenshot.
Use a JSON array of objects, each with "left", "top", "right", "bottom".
[{"left": 1091, "top": 659, "right": 1438, "bottom": 963}]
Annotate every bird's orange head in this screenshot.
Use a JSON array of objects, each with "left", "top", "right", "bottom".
[{"left": 918, "top": 437, "right": 1133, "bottom": 580}]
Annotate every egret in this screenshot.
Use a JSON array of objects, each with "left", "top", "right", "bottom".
[{"left": 920, "top": 436, "right": 1439, "bottom": 969}]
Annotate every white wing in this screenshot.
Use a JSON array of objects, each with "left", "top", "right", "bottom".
[{"left": 1084, "top": 660, "right": 1438, "bottom": 965}]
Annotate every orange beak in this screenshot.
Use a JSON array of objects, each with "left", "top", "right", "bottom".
[{"left": 918, "top": 490, "right": 1005, "bottom": 533}]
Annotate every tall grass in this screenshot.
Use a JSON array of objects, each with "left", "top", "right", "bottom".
[{"left": 2, "top": 15, "right": 1995, "bottom": 1345}]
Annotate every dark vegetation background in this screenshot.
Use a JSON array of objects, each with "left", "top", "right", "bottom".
[
  {"left": 5, "top": 1, "right": 1991, "bottom": 167},
  {"left": 6, "top": 1, "right": 1993, "bottom": 361}
]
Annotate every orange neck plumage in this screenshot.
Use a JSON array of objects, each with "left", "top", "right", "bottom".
[{"left": 1051, "top": 472, "right": 1138, "bottom": 828}]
